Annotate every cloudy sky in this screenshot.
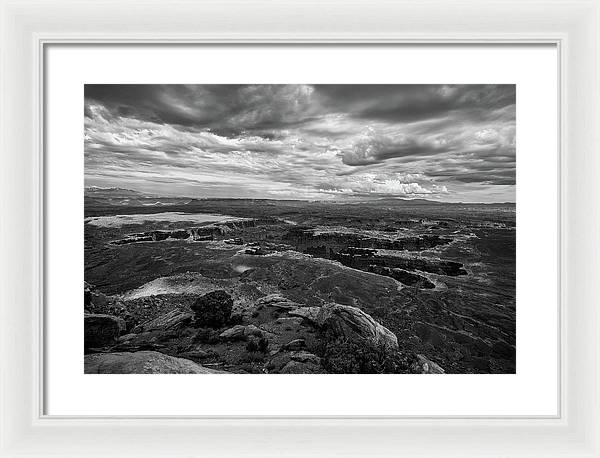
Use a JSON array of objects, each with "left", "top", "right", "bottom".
[{"left": 84, "top": 84, "right": 515, "bottom": 202}]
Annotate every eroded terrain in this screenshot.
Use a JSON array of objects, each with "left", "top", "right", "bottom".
[{"left": 84, "top": 196, "right": 515, "bottom": 374}]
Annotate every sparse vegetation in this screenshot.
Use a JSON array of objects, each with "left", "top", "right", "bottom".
[
  {"left": 191, "top": 290, "right": 233, "bottom": 328},
  {"left": 257, "top": 337, "right": 269, "bottom": 353},
  {"left": 193, "top": 327, "right": 220, "bottom": 344},
  {"left": 319, "top": 338, "right": 418, "bottom": 374},
  {"left": 245, "top": 339, "right": 259, "bottom": 353},
  {"left": 245, "top": 336, "right": 269, "bottom": 354}
]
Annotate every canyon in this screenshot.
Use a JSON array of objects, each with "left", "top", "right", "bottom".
[{"left": 84, "top": 192, "right": 516, "bottom": 374}]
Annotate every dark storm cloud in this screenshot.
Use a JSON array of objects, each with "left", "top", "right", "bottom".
[
  {"left": 85, "top": 84, "right": 318, "bottom": 133},
  {"left": 85, "top": 84, "right": 515, "bottom": 130},
  {"left": 429, "top": 170, "right": 516, "bottom": 185},
  {"left": 313, "top": 84, "right": 515, "bottom": 123},
  {"left": 339, "top": 130, "right": 452, "bottom": 166},
  {"left": 85, "top": 84, "right": 516, "bottom": 202}
]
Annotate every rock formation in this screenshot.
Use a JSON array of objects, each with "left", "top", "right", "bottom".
[
  {"left": 410, "top": 354, "right": 445, "bottom": 374},
  {"left": 84, "top": 313, "right": 126, "bottom": 350},
  {"left": 315, "top": 303, "right": 399, "bottom": 350},
  {"left": 84, "top": 351, "right": 227, "bottom": 374},
  {"left": 132, "top": 309, "right": 193, "bottom": 333},
  {"left": 219, "top": 324, "right": 269, "bottom": 341}
]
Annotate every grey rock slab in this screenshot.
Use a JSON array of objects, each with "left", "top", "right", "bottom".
[{"left": 84, "top": 350, "right": 227, "bottom": 374}]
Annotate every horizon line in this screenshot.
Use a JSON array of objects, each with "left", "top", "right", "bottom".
[{"left": 84, "top": 187, "right": 515, "bottom": 205}]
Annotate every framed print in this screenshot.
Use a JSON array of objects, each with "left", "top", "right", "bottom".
[
  {"left": 82, "top": 82, "right": 518, "bottom": 377},
  {"left": 1, "top": 1, "right": 599, "bottom": 457},
  {"left": 45, "top": 45, "right": 557, "bottom": 417}
]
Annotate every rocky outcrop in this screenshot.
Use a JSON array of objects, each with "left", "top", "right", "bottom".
[
  {"left": 84, "top": 351, "right": 227, "bottom": 374},
  {"left": 131, "top": 309, "right": 193, "bottom": 333},
  {"left": 84, "top": 282, "right": 112, "bottom": 310},
  {"left": 280, "top": 360, "right": 322, "bottom": 374},
  {"left": 267, "top": 351, "right": 323, "bottom": 374},
  {"left": 84, "top": 281, "right": 93, "bottom": 311},
  {"left": 84, "top": 282, "right": 134, "bottom": 328},
  {"left": 336, "top": 248, "right": 467, "bottom": 277},
  {"left": 255, "top": 294, "right": 301, "bottom": 310},
  {"left": 285, "top": 227, "right": 451, "bottom": 254},
  {"left": 84, "top": 313, "right": 126, "bottom": 350},
  {"left": 316, "top": 303, "right": 399, "bottom": 350},
  {"left": 281, "top": 338, "right": 306, "bottom": 351},
  {"left": 289, "top": 303, "right": 399, "bottom": 350},
  {"left": 288, "top": 306, "right": 320, "bottom": 322},
  {"left": 111, "top": 220, "right": 260, "bottom": 245},
  {"left": 219, "top": 324, "right": 270, "bottom": 341},
  {"left": 410, "top": 354, "right": 445, "bottom": 374},
  {"left": 191, "top": 290, "right": 233, "bottom": 327},
  {"left": 288, "top": 303, "right": 398, "bottom": 348},
  {"left": 365, "top": 265, "right": 435, "bottom": 289}
]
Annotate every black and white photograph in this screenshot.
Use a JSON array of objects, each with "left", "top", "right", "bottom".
[{"left": 83, "top": 84, "right": 516, "bottom": 374}]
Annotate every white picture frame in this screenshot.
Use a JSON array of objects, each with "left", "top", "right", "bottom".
[{"left": 1, "top": 0, "right": 598, "bottom": 456}]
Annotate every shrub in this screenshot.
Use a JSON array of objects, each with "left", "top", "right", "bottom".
[
  {"left": 246, "top": 336, "right": 269, "bottom": 354},
  {"left": 319, "top": 338, "right": 417, "bottom": 374},
  {"left": 257, "top": 337, "right": 269, "bottom": 353},
  {"left": 191, "top": 290, "right": 233, "bottom": 328},
  {"left": 193, "top": 327, "right": 220, "bottom": 344},
  {"left": 229, "top": 313, "right": 243, "bottom": 325},
  {"left": 239, "top": 363, "right": 263, "bottom": 373},
  {"left": 246, "top": 339, "right": 259, "bottom": 353}
]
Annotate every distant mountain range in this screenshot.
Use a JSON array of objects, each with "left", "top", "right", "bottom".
[
  {"left": 85, "top": 187, "right": 192, "bottom": 207},
  {"left": 84, "top": 187, "right": 515, "bottom": 207},
  {"left": 362, "top": 197, "right": 515, "bottom": 207},
  {"left": 85, "top": 186, "right": 152, "bottom": 198},
  {"left": 184, "top": 196, "right": 515, "bottom": 207}
]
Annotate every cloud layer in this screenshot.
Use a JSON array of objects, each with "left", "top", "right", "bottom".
[{"left": 84, "top": 84, "right": 515, "bottom": 202}]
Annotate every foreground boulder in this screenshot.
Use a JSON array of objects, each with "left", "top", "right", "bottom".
[
  {"left": 191, "top": 290, "right": 233, "bottom": 327},
  {"left": 84, "top": 313, "right": 126, "bottom": 350},
  {"left": 306, "top": 303, "right": 399, "bottom": 349},
  {"left": 84, "top": 351, "right": 227, "bottom": 374}
]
